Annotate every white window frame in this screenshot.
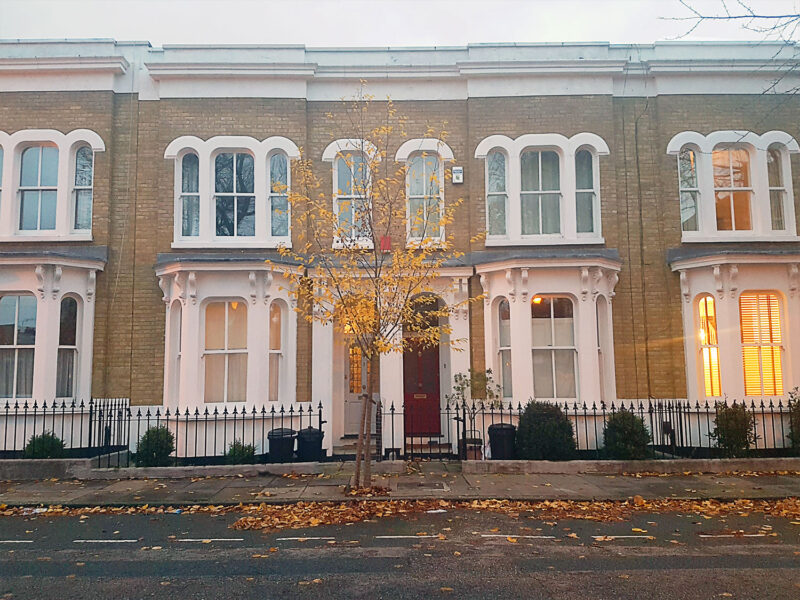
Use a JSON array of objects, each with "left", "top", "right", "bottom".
[
  {"left": 56, "top": 296, "right": 80, "bottom": 400},
  {"left": 695, "top": 293, "right": 721, "bottom": 399},
  {"left": 0, "top": 129, "right": 104, "bottom": 242},
  {"left": 739, "top": 290, "right": 785, "bottom": 397},
  {"left": 575, "top": 146, "right": 601, "bottom": 237},
  {"left": 178, "top": 151, "right": 200, "bottom": 238},
  {"left": 712, "top": 145, "right": 753, "bottom": 232},
  {"left": 520, "top": 147, "right": 563, "bottom": 238},
  {"left": 496, "top": 296, "right": 512, "bottom": 399},
  {"left": 530, "top": 295, "right": 578, "bottom": 402},
  {"left": 165, "top": 136, "right": 299, "bottom": 249},
  {"left": 667, "top": 130, "right": 800, "bottom": 242},
  {"left": 333, "top": 152, "right": 372, "bottom": 245},
  {"left": 71, "top": 145, "right": 94, "bottom": 232},
  {"left": 0, "top": 294, "right": 36, "bottom": 401},
  {"left": 485, "top": 149, "right": 509, "bottom": 239},
  {"left": 202, "top": 300, "right": 248, "bottom": 404},
  {"left": 213, "top": 150, "right": 256, "bottom": 239},
  {"left": 268, "top": 151, "right": 291, "bottom": 239},
  {"left": 767, "top": 144, "right": 789, "bottom": 232},
  {"left": 17, "top": 144, "right": 59, "bottom": 232},
  {"left": 475, "top": 133, "right": 608, "bottom": 246},
  {"left": 405, "top": 152, "right": 445, "bottom": 243},
  {"left": 268, "top": 300, "right": 285, "bottom": 403}
]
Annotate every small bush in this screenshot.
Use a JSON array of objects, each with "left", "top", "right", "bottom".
[
  {"left": 710, "top": 403, "right": 757, "bottom": 458},
  {"left": 135, "top": 426, "right": 175, "bottom": 467},
  {"left": 603, "top": 410, "right": 651, "bottom": 460},
  {"left": 515, "top": 401, "right": 575, "bottom": 461},
  {"left": 23, "top": 431, "right": 65, "bottom": 459},
  {"left": 788, "top": 388, "right": 800, "bottom": 452},
  {"left": 225, "top": 440, "right": 256, "bottom": 465}
]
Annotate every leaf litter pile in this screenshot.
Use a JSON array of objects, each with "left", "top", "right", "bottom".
[{"left": 2, "top": 497, "right": 799, "bottom": 532}]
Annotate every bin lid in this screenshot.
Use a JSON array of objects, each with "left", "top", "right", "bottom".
[
  {"left": 268, "top": 427, "right": 297, "bottom": 439},
  {"left": 298, "top": 427, "right": 323, "bottom": 438},
  {"left": 487, "top": 422, "right": 516, "bottom": 432}
]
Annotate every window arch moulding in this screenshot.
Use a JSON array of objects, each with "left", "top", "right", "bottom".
[{"left": 0, "top": 129, "right": 105, "bottom": 242}]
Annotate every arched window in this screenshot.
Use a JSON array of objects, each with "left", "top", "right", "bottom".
[
  {"left": 204, "top": 300, "right": 247, "bottom": 402},
  {"left": 19, "top": 145, "right": 58, "bottom": 231},
  {"left": 697, "top": 294, "right": 721, "bottom": 397},
  {"left": 486, "top": 151, "right": 507, "bottom": 237},
  {"left": 57, "top": 297, "right": 78, "bottom": 398},
  {"left": 335, "top": 153, "right": 370, "bottom": 241},
  {"left": 497, "top": 297, "right": 512, "bottom": 398},
  {"left": 0, "top": 294, "right": 36, "bottom": 399},
  {"left": 677, "top": 147, "right": 699, "bottom": 232},
  {"left": 740, "top": 292, "right": 783, "bottom": 396},
  {"left": 521, "top": 150, "right": 560, "bottom": 235},
  {"left": 214, "top": 152, "right": 255, "bottom": 237},
  {"left": 713, "top": 146, "right": 752, "bottom": 231},
  {"left": 180, "top": 153, "right": 200, "bottom": 237},
  {"left": 407, "top": 154, "right": 442, "bottom": 239},
  {"left": 767, "top": 144, "right": 788, "bottom": 231},
  {"left": 531, "top": 295, "right": 576, "bottom": 400},
  {"left": 268, "top": 301, "right": 283, "bottom": 402},
  {"left": 269, "top": 153, "right": 289, "bottom": 237},
  {"left": 73, "top": 146, "right": 93, "bottom": 231},
  {"left": 575, "top": 149, "right": 598, "bottom": 234}
]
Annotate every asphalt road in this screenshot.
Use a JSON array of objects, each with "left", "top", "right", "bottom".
[{"left": 1, "top": 507, "right": 799, "bottom": 599}]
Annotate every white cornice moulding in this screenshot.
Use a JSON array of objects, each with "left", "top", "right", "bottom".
[
  {"left": 670, "top": 253, "right": 800, "bottom": 271},
  {"left": 0, "top": 56, "right": 128, "bottom": 74},
  {"left": 145, "top": 62, "right": 316, "bottom": 79}
]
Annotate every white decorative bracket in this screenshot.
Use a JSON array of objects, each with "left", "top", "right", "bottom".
[
  {"left": 249, "top": 271, "right": 257, "bottom": 304},
  {"left": 789, "top": 263, "right": 799, "bottom": 298},
  {"left": 187, "top": 271, "right": 197, "bottom": 305},
  {"left": 87, "top": 270, "right": 97, "bottom": 303},
  {"left": 520, "top": 268, "right": 529, "bottom": 302},
  {"left": 608, "top": 271, "right": 619, "bottom": 299},
  {"left": 591, "top": 267, "right": 604, "bottom": 300},
  {"left": 263, "top": 270, "right": 274, "bottom": 304},
  {"left": 157, "top": 275, "right": 171, "bottom": 305},
  {"left": 479, "top": 274, "right": 490, "bottom": 305},
  {"left": 728, "top": 264, "right": 738, "bottom": 299},
  {"left": 52, "top": 266, "right": 62, "bottom": 300},
  {"left": 713, "top": 265, "right": 724, "bottom": 299},
  {"left": 679, "top": 270, "right": 690, "bottom": 303},
  {"left": 505, "top": 268, "right": 516, "bottom": 302},
  {"left": 34, "top": 265, "right": 46, "bottom": 299},
  {"left": 580, "top": 266, "right": 590, "bottom": 302},
  {"left": 174, "top": 272, "right": 186, "bottom": 304}
]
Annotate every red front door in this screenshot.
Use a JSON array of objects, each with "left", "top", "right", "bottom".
[{"left": 403, "top": 343, "right": 441, "bottom": 435}]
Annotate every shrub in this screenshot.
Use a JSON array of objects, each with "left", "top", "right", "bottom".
[
  {"left": 135, "top": 426, "right": 175, "bottom": 467},
  {"left": 23, "top": 431, "right": 65, "bottom": 459},
  {"left": 225, "top": 440, "right": 256, "bottom": 465},
  {"left": 515, "top": 401, "right": 575, "bottom": 461},
  {"left": 788, "top": 388, "right": 800, "bottom": 452},
  {"left": 603, "top": 410, "right": 651, "bottom": 460},
  {"left": 710, "top": 402, "right": 757, "bottom": 458}
]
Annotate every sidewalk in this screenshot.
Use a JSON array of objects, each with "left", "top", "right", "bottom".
[{"left": 2, "top": 462, "right": 799, "bottom": 507}]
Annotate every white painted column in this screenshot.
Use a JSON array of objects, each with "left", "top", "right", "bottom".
[
  {"left": 311, "top": 318, "right": 334, "bottom": 453},
  {"left": 78, "top": 273, "right": 98, "bottom": 404},
  {"left": 785, "top": 284, "right": 800, "bottom": 394},
  {"left": 32, "top": 279, "right": 59, "bottom": 403},
  {"left": 247, "top": 298, "right": 268, "bottom": 405},
  {"left": 179, "top": 297, "right": 202, "bottom": 409},
  {"left": 380, "top": 336, "right": 404, "bottom": 457},
  {"left": 508, "top": 271, "right": 534, "bottom": 403},
  {"left": 575, "top": 294, "right": 600, "bottom": 406},
  {"left": 716, "top": 290, "right": 744, "bottom": 403}
]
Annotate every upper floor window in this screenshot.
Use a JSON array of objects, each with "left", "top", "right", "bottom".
[
  {"left": 475, "top": 133, "right": 608, "bottom": 246},
  {"left": 668, "top": 131, "right": 799, "bottom": 241},
  {"left": 19, "top": 145, "right": 58, "bottom": 231},
  {"left": 164, "top": 136, "right": 299, "bottom": 248},
  {"left": 0, "top": 294, "right": 36, "bottom": 400},
  {"left": 407, "top": 154, "right": 442, "bottom": 240},
  {"left": 740, "top": 292, "right": 784, "bottom": 396},
  {"left": 73, "top": 146, "right": 94, "bottom": 231},
  {"left": 335, "top": 153, "right": 370, "bottom": 242},
  {"left": 531, "top": 295, "right": 577, "bottom": 400}
]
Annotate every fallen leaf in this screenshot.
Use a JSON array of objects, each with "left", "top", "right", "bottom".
[{"left": 506, "top": 537, "right": 518, "bottom": 543}]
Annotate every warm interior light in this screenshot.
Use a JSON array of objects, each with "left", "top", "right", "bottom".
[
  {"left": 699, "top": 328, "right": 706, "bottom": 343},
  {"left": 532, "top": 297, "right": 543, "bottom": 304},
  {"left": 231, "top": 301, "right": 239, "bottom": 310}
]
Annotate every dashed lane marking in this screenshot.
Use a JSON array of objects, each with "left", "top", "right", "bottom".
[
  {"left": 698, "top": 533, "right": 766, "bottom": 538},
  {"left": 73, "top": 539, "right": 138, "bottom": 544},
  {"left": 176, "top": 538, "right": 244, "bottom": 543},
  {"left": 276, "top": 537, "right": 336, "bottom": 541},
  {"left": 592, "top": 535, "right": 654, "bottom": 540},
  {"left": 480, "top": 534, "right": 556, "bottom": 539},
  {"left": 0, "top": 540, "right": 34, "bottom": 544},
  {"left": 374, "top": 535, "right": 442, "bottom": 539}
]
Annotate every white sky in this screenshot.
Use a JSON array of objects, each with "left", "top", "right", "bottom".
[{"left": 0, "top": 0, "right": 798, "bottom": 47}]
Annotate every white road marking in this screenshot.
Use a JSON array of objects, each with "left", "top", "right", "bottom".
[
  {"left": 480, "top": 534, "right": 556, "bottom": 539},
  {"left": 276, "top": 536, "right": 336, "bottom": 541},
  {"left": 374, "top": 535, "right": 441, "bottom": 539},
  {"left": 592, "top": 535, "right": 654, "bottom": 540},
  {"left": 176, "top": 538, "right": 244, "bottom": 543},
  {"left": 0, "top": 540, "right": 34, "bottom": 544},
  {"left": 73, "top": 539, "right": 138, "bottom": 544},
  {"left": 698, "top": 533, "right": 766, "bottom": 538}
]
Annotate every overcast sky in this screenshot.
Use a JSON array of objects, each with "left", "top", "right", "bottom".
[{"left": 1, "top": 0, "right": 798, "bottom": 47}]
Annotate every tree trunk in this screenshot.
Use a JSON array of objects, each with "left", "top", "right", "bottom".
[
  {"left": 362, "top": 375, "right": 374, "bottom": 488},
  {"left": 353, "top": 391, "right": 369, "bottom": 489}
]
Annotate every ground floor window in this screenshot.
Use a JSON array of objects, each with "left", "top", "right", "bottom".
[
  {"left": 204, "top": 300, "right": 247, "bottom": 403},
  {"left": 697, "top": 294, "right": 721, "bottom": 398},
  {"left": 56, "top": 297, "right": 78, "bottom": 399},
  {"left": 268, "top": 301, "right": 284, "bottom": 402},
  {"left": 531, "top": 295, "right": 577, "bottom": 400},
  {"left": 497, "top": 298, "right": 512, "bottom": 398},
  {"left": 0, "top": 294, "right": 36, "bottom": 399},
  {"left": 740, "top": 291, "right": 783, "bottom": 396}
]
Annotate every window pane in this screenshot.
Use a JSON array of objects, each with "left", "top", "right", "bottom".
[
  {"left": 271, "top": 195, "right": 289, "bottom": 237},
  {"left": 181, "top": 153, "right": 199, "bottom": 193},
  {"left": 678, "top": 148, "right": 697, "bottom": 189},
  {"left": 552, "top": 297, "right": 574, "bottom": 345},
  {"left": 75, "top": 147, "right": 93, "bottom": 187},
  {"left": 0, "top": 297, "right": 15, "bottom": 345},
  {"left": 520, "top": 151, "right": 539, "bottom": 191},
  {"left": 702, "top": 347, "right": 721, "bottom": 397},
  {"left": 732, "top": 191, "right": 751, "bottom": 230},
  {"left": 425, "top": 195, "right": 440, "bottom": 237},
  {"left": 236, "top": 153, "right": 254, "bottom": 194},
  {"left": 270, "top": 153, "right": 287, "bottom": 191},
  {"left": 715, "top": 191, "right": 733, "bottom": 231},
  {"left": 75, "top": 189, "right": 92, "bottom": 230},
  {"left": 730, "top": 148, "right": 750, "bottom": 187},
  {"left": 40, "top": 147, "right": 58, "bottom": 187},
  {"left": 269, "top": 303, "right": 282, "bottom": 351},
  {"left": 770, "top": 190, "right": 786, "bottom": 231},
  {"left": 699, "top": 296, "right": 718, "bottom": 345},
  {"left": 424, "top": 156, "right": 439, "bottom": 197},
  {"left": 352, "top": 154, "right": 367, "bottom": 194},
  {"left": 531, "top": 297, "right": 552, "bottom": 346},
  {"left": 205, "top": 302, "right": 225, "bottom": 351},
  {"left": 541, "top": 151, "right": 560, "bottom": 191},
  {"left": 204, "top": 354, "right": 225, "bottom": 402},
  {"left": 712, "top": 149, "right": 731, "bottom": 188},
  {"left": 0, "top": 349, "right": 13, "bottom": 398},
  {"left": 409, "top": 197, "right": 424, "bottom": 237},
  {"left": 181, "top": 195, "right": 199, "bottom": 236},
  {"left": 521, "top": 193, "right": 539, "bottom": 235},
  {"left": 227, "top": 353, "right": 247, "bottom": 402},
  {"left": 498, "top": 298, "right": 511, "bottom": 348},
  {"left": 20, "top": 147, "right": 40, "bottom": 187},
  {"left": 409, "top": 155, "right": 424, "bottom": 196},
  {"left": 59, "top": 297, "right": 78, "bottom": 346},
  {"left": 214, "top": 153, "right": 233, "bottom": 193},
  {"left": 40, "top": 190, "right": 57, "bottom": 230},
  {"left": 500, "top": 349, "right": 512, "bottom": 398},
  {"left": 15, "top": 349, "right": 34, "bottom": 398},
  {"left": 554, "top": 350, "right": 576, "bottom": 398},
  {"left": 577, "top": 191, "right": 594, "bottom": 233},
  {"left": 541, "top": 193, "right": 560, "bottom": 234},
  {"left": 337, "top": 156, "right": 352, "bottom": 195},
  {"left": 16, "top": 296, "right": 36, "bottom": 345},
  {"left": 487, "top": 194, "right": 507, "bottom": 236},
  {"left": 56, "top": 348, "right": 75, "bottom": 398},
  {"left": 532, "top": 349, "right": 554, "bottom": 398},
  {"left": 487, "top": 151, "right": 505, "bottom": 193},
  {"left": 575, "top": 150, "right": 593, "bottom": 190},
  {"left": 354, "top": 197, "right": 370, "bottom": 238},
  {"left": 227, "top": 301, "right": 247, "bottom": 350},
  {"left": 215, "top": 196, "right": 234, "bottom": 236},
  {"left": 269, "top": 353, "right": 280, "bottom": 402},
  {"left": 680, "top": 191, "right": 698, "bottom": 232},
  {"left": 19, "top": 191, "right": 39, "bottom": 230},
  {"left": 767, "top": 147, "right": 783, "bottom": 188},
  {"left": 236, "top": 196, "right": 255, "bottom": 236},
  {"left": 338, "top": 198, "right": 352, "bottom": 237}
]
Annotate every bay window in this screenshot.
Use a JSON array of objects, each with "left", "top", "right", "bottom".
[
  {"left": 19, "top": 145, "right": 58, "bottom": 231},
  {"left": 204, "top": 300, "right": 248, "bottom": 403},
  {"left": 268, "top": 301, "right": 283, "bottom": 402},
  {"left": 0, "top": 295, "right": 36, "bottom": 399}
]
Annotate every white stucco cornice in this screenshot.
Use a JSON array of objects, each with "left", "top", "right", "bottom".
[
  {"left": 322, "top": 139, "right": 380, "bottom": 162},
  {"left": 474, "top": 132, "right": 609, "bottom": 159},
  {"left": 666, "top": 130, "right": 800, "bottom": 155},
  {"left": 145, "top": 62, "right": 316, "bottom": 79},
  {"left": 395, "top": 139, "right": 455, "bottom": 162},
  {"left": 475, "top": 257, "right": 621, "bottom": 274},
  {"left": 669, "top": 253, "right": 800, "bottom": 272},
  {"left": 0, "top": 55, "right": 129, "bottom": 74},
  {"left": 163, "top": 135, "right": 300, "bottom": 160}
]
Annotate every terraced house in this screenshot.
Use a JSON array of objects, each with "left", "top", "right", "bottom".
[{"left": 1, "top": 39, "right": 799, "bottom": 455}]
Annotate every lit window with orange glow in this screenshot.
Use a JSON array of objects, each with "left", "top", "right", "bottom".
[
  {"left": 697, "top": 295, "right": 721, "bottom": 397},
  {"left": 740, "top": 292, "right": 784, "bottom": 396}
]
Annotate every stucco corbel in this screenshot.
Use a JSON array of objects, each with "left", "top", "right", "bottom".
[
  {"left": 187, "top": 271, "right": 197, "bottom": 305},
  {"left": 87, "top": 270, "right": 97, "bottom": 303},
  {"left": 479, "top": 274, "right": 490, "bottom": 305},
  {"left": 713, "top": 265, "right": 724, "bottom": 299},
  {"left": 34, "top": 265, "right": 46, "bottom": 299},
  {"left": 607, "top": 271, "right": 619, "bottom": 299},
  {"left": 52, "top": 266, "right": 62, "bottom": 300},
  {"left": 679, "top": 270, "right": 690, "bottom": 303},
  {"left": 505, "top": 268, "right": 516, "bottom": 302},
  {"left": 728, "top": 264, "right": 738, "bottom": 298},
  {"left": 580, "top": 267, "right": 590, "bottom": 302},
  {"left": 520, "top": 268, "right": 529, "bottom": 302},
  {"left": 789, "top": 263, "right": 799, "bottom": 298},
  {"left": 157, "top": 275, "right": 171, "bottom": 305},
  {"left": 263, "top": 270, "right": 274, "bottom": 304},
  {"left": 249, "top": 271, "right": 257, "bottom": 304}
]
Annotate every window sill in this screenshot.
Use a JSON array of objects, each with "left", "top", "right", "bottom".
[
  {"left": 332, "top": 239, "right": 375, "bottom": 250},
  {"left": 485, "top": 236, "right": 605, "bottom": 247},
  {"left": 0, "top": 232, "right": 93, "bottom": 243},
  {"left": 171, "top": 239, "right": 292, "bottom": 249},
  {"left": 681, "top": 233, "right": 800, "bottom": 243}
]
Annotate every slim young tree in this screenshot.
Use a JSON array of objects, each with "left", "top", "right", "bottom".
[{"left": 274, "top": 90, "right": 475, "bottom": 489}]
